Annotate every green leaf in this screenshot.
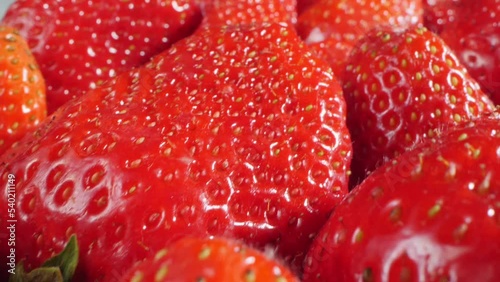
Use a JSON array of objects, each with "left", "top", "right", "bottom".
[{"left": 8, "top": 235, "right": 79, "bottom": 282}]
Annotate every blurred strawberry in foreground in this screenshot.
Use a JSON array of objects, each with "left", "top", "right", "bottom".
[
  {"left": 343, "top": 27, "right": 495, "bottom": 185},
  {"left": 122, "top": 237, "right": 300, "bottom": 282},
  {"left": 438, "top": 0, "right": 500, "bottom": 104},
  {"left": 0, "top": 20, "right": 351, "bottom": 281},
  {"left": 1, "top": 0, "right": 202, "bottom": 114},
  {"left": 303, "top": 113, "right": 500, "bottom": 281},
  {"left": 0, "top": 26, "right": 46, "bottom": 156},
  {"left": 296, "top": 0, "right": 422, "bottom": 77},
  {"left": 201, "top": 0, "right": 298, "bottom": 25}
]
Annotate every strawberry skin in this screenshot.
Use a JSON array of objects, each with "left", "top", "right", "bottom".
[
  {"left": 0, "top": 22, "right": 351, "bottom": 281},
  {"left": 438, "top": 0, "right": 500, "bottom": 104},
  {"left": 303, "top": 113, "right": 500, "bottom": 282},
  {"left": 2, "top": 0, "right": 202, "bottom": 114},
  {"left": 296, "top": 0, "right": 422, "bottom": 76},
  {"left": 202, "top": 0, "right": 298, "bottom": 25},
  {"left": 343, "top": 27, "right": 495, "bottom": 184},
  {"left": 122, "top": 237, "right": 300, "bottom": 281},
  {"left": 0, "top": 26, "right": 46, "bottom": 156}
]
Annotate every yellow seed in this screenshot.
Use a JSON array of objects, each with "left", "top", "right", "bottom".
[
  {"left": 154, "top": 265, "right": 168, "bottom": 281},
  {"left": 466, "top": 86, "right": 473, "bottom": 95},
  {"left": 430, "top": 45, "right": 437, "bottom": 54},
  {"left": 450, "top": 95, "right": 457, "bottom": 104},
  {"left": 131, "top": 272, "right": 144, "bottom": 282},
  {"left": 435, "top": 109, "right": 441, "bottom": 117},
  {"left": 401, "top": 59, "right": 408, "bottom": 68},
  {"left": 428, "top": 202, "right": 442, "bottom": 218},
  {"left": 434, "top": 83, "right": 441, "bottom": 92},
  {"left": 420, "top": 94, "right": 427, "bottom": 102},
  {"left": 451, "top": 76, "right": 458, "bottom": 87},
  {"left": 389, "top": 74, "right": 396, "bottom": 84},
  {"left": 199, "top": 247, "right": 211, "bottom": 260},
  {"left": 398, "top": 92, "right": 405, "bottom": 102},
  {"left": 415, "top": 72, "right": 422, "bottom": 80},
  {"left": 454, "top": 114, "right": 462, "bottom": 123},
  {"left": 432, "top": 65, "right": 440, "bottom": 73}
]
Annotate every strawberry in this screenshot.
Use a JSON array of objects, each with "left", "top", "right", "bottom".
[
  {"left": 296, "top": 0, "right": 423, "bottom": 76},
  {"left": 1, "top": 0, "right": 203, "bottom": 114},
  {"left": 343, "top": 27, "right": 495, "bottom": 185},
  {"left": 0, "top": 26, "right": 46, "bottom": 156},
  {"left": 438, "top": 0, "right": 500, "bottom": 104},
  {"left": 0, "top": 22, "right": 351, "bottom": 281},
  {"left": 201, "top": 0, "right": 298, "bottom": 26},
  {"left": 121, "top": 237, "right": 300, "bottom": 282},
  {"left": 303, "top": 113, "right": 500, "bottom": 282}
]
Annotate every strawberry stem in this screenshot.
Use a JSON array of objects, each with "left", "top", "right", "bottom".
[{"left": 8, "top": 235, "right": 79, "bottom": 282}]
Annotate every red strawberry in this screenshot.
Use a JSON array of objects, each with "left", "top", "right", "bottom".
[
  {"left": 0, "top": 26, "right": 46, "bottom": 156},
  {"left": 202, "top": 0, "right": 298, "bottom": 25},
  {"left": 1, "top": 0, "right": 202, "bottom": 114},
  {"left": 438, "top": 0, "right": 500, "bottom": 104},
  {"left": 122, "top": 237, "right": 300, "bottom": 282},
  {"left": 303, "top": 113, "right": 500, "bottom": 282},
  {"left": 343, "top": 27, "right": 495, "bottom": 185},
  {"left": 0, "top": 22, "right": 351, "bottom": 281},
  {"left": 296, "top": 0, "right": 423, "bottom": 76}
]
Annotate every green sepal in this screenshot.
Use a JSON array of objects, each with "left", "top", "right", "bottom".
[
  {"left": 8, "top": 235, "right": 79, "bottom": 282},
  {"left": 9, "top": 262, "right": 63, "bottom": 282}
]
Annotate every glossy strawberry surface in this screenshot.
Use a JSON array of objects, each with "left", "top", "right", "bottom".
[
  {"left": 122, "top": 237, "right": 300, "bottom": 282},
  {"left": 343, "top": 27, "right": 495, "bottom": 184},
  {"left": 438, "top": 0, "right": 500, "bottom": 104},
  {"left": 0, "top": 22, "right": 351, "bottom": 281},
  {"left": 296, "top": 0, "right": 422, "bottom": 76},
  {"left": 2, "top": 0, "right": 202, "bottom": 113},
  {"left": 303, "top": 113, "right": 500, "bottom": 282}
]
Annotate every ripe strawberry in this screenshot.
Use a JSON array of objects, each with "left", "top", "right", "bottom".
[
  {"left": 121, "top": 237, "right": 300, "bottom": 282},
  {"left": 296, "top": 0, "right": 422, "bottom": 76},
  {"left": 0, "top": 22, "right": 351, "bottom": 281},
  {"left": 343, "top": 27, "right": 495, "bottom": 185},
  {"left": 202, "top": 0, "right": 298, "bottom": 25},
  {"left": 438, "top": 0, "right": 500, "bottom": 104},
  {"left": 0, "top": 26, "right": 46, "bottom": 156},
  {"left": 1, "top": 0, "right": 203, "bottom": 114},
  {"left": 303, "top": 113, "right": 500, "bottom": 281}
]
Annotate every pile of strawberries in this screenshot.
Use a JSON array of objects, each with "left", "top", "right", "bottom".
[{"left": 0, "top": 0, "right": 498, "bottom": 281}]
